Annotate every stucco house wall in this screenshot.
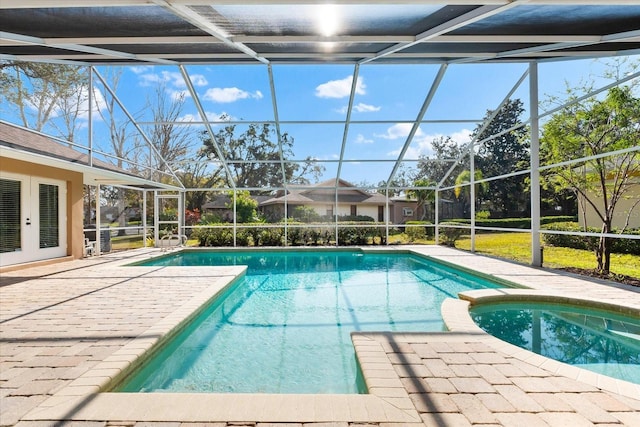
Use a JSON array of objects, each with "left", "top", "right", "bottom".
[{"left": 578, "top": 182, "right": 640, "bottom": 230}]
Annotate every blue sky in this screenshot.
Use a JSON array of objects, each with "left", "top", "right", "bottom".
[{"left": 8, "top": 56, "right": 638, "bottom": 187}]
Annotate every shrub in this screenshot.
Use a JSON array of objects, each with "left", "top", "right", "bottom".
[
  {"left": 337, "top": 214, "right": 375, "bottom": 222},
  {"left": 200, "top": 213, "right": 224, "bottom": 224},
  {"left": 192, "top": 226, "right": 234, "bottom": 246},
  {"left": 286, "top": 227, "right": 304, "bottom": 246},
  {"left": 259, "top": 227, "right": 284, "bottom": 246},
  {"left": 438, "top": 222, "right": 467, "bottom": 246},
  {"left": 542, "top": 222, "right": 640, "bottom": 255},
  {"left": 405, "top": 221, "right": 433, "bottom": 241},
  {"left": 235, "top": 228, "right": 250, "bottom": 246},
  {"left": 291, "top": 206, "right": 322, "bottom": 223},
  {"left": 475, "top": 210, "right": 491, "bottom": 220}
]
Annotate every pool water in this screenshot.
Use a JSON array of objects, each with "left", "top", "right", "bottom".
[
  {"left": 120, "top": 250, "right": 502, "bottom": 393},
  {"left": 470, "top": 302, "right": 640, "bottom": 385}
]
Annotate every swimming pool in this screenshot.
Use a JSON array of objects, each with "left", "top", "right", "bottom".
[
  {"left": 119, "top": 250, "right": 504, "bottom": 394},
  {"left": 470, "top": 302, "right": 640, "bottom": 385}
]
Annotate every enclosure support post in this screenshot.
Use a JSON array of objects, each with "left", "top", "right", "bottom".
[
  {"left": 179, "top": 190, "right": 185, "bottom": 241},
  {"left": 233, "top": 189, "right": 237, "bottom": 247},
  {"left": 530, "top": 61, "right": 542, "bottom": 267},
  {"left": 470, "top": 141, "right": 476, "bottom": 252},
  {"left": 88, "top": 67, "right": 93, "bottom": 167},
  {"left": 385, "top": 188, "right": 390, "bottom": 246},
  {"left": 142, "top": 190, "right": 147, "bottom": 248},
  {"left": 435, "top": 189, "right": 440, "bottom": 244},
  {"left": 153, "top": 190, "right": 159, "bottom": 247},
  {"left": 95, "top": 184, "right": 101, "bottom": 255}
]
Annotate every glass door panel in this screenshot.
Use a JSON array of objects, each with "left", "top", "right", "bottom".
[
  {"left": 39, "top": 183, "right": 60, "bottom": 249},
  {"left": 0, "top": 178, "right": 21, "bottom": 253}
]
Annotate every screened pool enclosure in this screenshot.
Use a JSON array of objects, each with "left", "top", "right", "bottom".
[{"left": 1, "top": 1, "right": 639, "bottom": 266}]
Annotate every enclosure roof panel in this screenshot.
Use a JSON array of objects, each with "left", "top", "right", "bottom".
[{"left": 2, "top": 1, "right": 639, "bottom": 65}]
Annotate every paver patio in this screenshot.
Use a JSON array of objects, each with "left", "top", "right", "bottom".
[{"left": 1, "top": 246, "right": 639, "bottom": 426}]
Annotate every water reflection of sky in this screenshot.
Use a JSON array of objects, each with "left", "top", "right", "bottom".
[{"left": 471, "top": 303, "right": 640, "bottom": 385}]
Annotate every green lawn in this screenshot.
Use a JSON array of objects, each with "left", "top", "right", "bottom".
[{"left": 455, "top": 232, "right": 640, "bottom": 279}]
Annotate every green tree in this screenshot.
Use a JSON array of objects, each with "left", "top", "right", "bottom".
[
  {"left": 178, "top": 162, "right": 222, "bottom": 211},
  {"left": 454, "top": 169, "right": 489, "bottom": 217},
  {"left": 199, "top": 118, "right": 324, "bottom": 190},
  {"left": 415, "top": 136, "right": 467, "bottom": 202},
  {"left": 227, "top": 190, "right": 259, "bottom": 223},
  {"left": 417, "top": 136, "right": 466, "bottom": 184},
  {"left": 474, "top": 99, "right": 529, "bottom": 217},
  {"left": 541, "top": 86, "right": 640, "bottom": 274},
  {"left": 377, "top": 165, "right": 415, "bottom": 197},
  {"left": 406, "top": 178, "right": 436, "bottom": 220}
]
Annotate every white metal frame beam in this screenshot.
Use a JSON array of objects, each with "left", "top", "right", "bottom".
[
  {"left": 0, "top": 31, "right": 176, "bottom": 65},
  {"left": 178, "top": 65, "right": 236, "bottom": 190},
  {"left": 386, "top": 64, "right": 448, "bottom": 188},
  {"left": 3, "top": 1, "right": 639, "bottom": 9},
  {"left": 92, "top": 68, "right": 185, "bottom": 188},
  {"left": 360, "top": 1, "right": 525, "bottom": 65},
  {"left": 151, "top": 0, "right": 269, "bottom": 64}
]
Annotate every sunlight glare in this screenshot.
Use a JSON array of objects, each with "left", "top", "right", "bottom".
[{"left": 317, "top": 4, "right": 339, "bottom": 37}]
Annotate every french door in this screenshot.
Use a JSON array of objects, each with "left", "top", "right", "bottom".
[{"left": 0, "top": 172, "right": 67, "bottom": 267}]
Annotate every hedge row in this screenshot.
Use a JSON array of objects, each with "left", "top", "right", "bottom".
[
  {"left": 541, "top": 222, "right": 640, "bottom": 255},
  {"left": 191, "top": 222, "right": 389, "bottom": 247},
  {"left": 449, "top": 215, "right": 576, "bottom": 229}
]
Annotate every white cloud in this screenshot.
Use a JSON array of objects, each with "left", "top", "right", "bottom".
[
  {"left": 203, "top": 87, "right": 263, "bottom": 103},
  {"left": 137, "top": 71, "right": 176, "bottom": 87},
  {"left": 335, "top": 102, "right": 381, "bottom": 114},
  {"left": 355, "top": 134, "right": 374, "bottom": 144},
  {"left": 188, "top": 74, "right": 208, "bottom": 87},
  {"left": 375, "top": 123, "right": 423, "bottom": 140},
  {"left": 136, "top": 70, "right": 207, "bottom": 89},
  {"left": 130, "top": 66, "right": 152, "bottom": 75},
  {"left": 178, "top": 114, "right": 200, "bottom": 123},
  {"left": 315, "top": 75, "right": 365, "bottom": 99},
  {"left": 178, "top": 111, "right": 236, "bottom": 123},
  {"left": 386, "top": 128, "right": 472, "bottom": 159},
  {"left": 353, "top": 102, "right": 380, "bottom": 113}
]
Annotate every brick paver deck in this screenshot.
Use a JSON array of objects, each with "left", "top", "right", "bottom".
[{"left": 1, "top": 246, "right": 639, "bottom": 426}]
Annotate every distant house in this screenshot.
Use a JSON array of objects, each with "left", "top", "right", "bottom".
[
  {"left": 202, "top": 194, "right": 272, "bottom": 222},
  {"left": 389, "top": 195, "right": 421, "bottom": 223},
  {"left": 200, "top": 180, "right": 462, "bottom": 225},
  {"left": 389, "top": 194, "right": 458, "bottom": 223},
  {"left": 260, "top": 179, "right": 389, "bottom": 222}
]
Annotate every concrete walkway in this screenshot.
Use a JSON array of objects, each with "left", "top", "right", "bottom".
[{"left": 1, "top": 246, "right": 639, "bottom": 426}]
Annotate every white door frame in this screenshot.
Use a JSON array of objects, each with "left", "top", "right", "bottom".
[{"left": 154, "top": 192, "right": 183, "bottom": 247}]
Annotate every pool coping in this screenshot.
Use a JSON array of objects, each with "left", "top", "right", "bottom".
[
  {"left": 441, "top": 288, "right": 640, "bottom": 400},
  {"left": 20, "top": 247, "right": 640, "bottom": 423}
]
